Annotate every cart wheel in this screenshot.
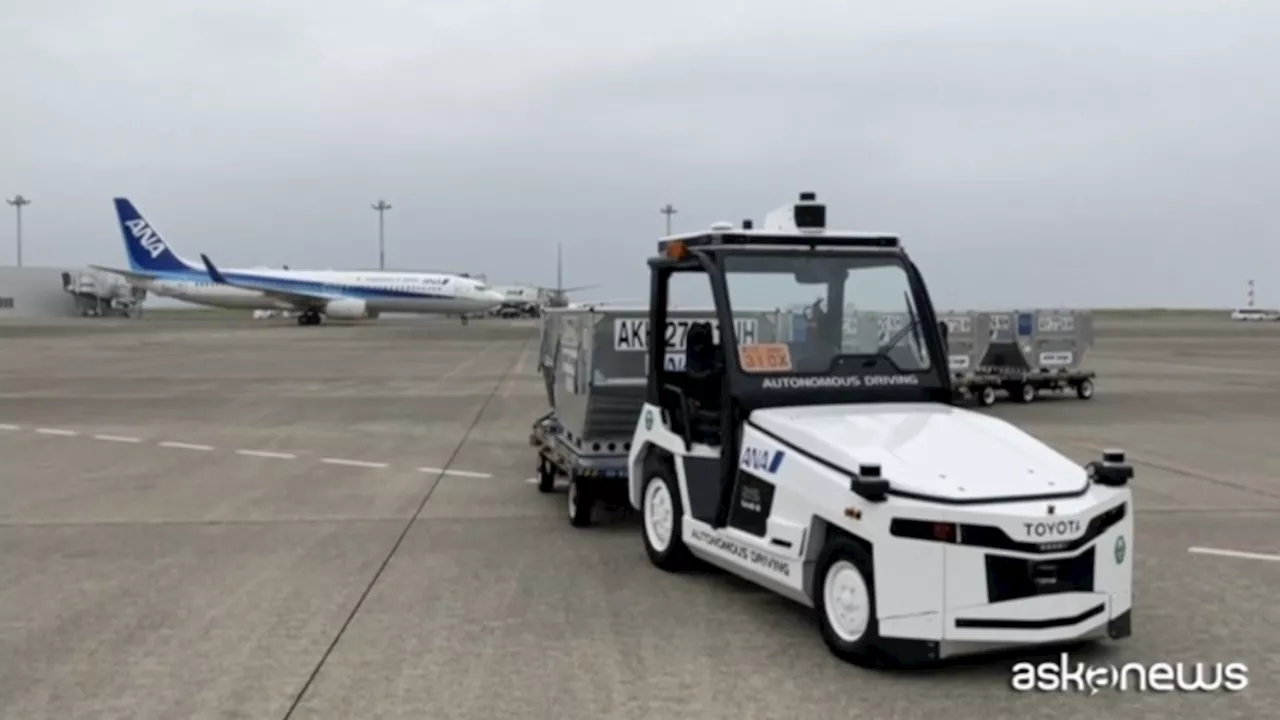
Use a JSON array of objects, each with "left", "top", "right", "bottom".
[
  {"left": 568, "top": 476, "right": 594, "bottom": 528},
  {"left": 1076, "top": 378, "right": 1095, "bottom": 400},
  {"left": 977, "top": 386, "right": 996, "bottom": 407},
  {"left": 536, "top": 456, "right": 556, "bottom": 493},
  {"left": 1015, "top": 382, "right": 1036, "bottom": 403}
]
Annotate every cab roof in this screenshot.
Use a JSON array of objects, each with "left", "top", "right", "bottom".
[
  {"left": 654, "top": 193, "right": 904, "bottom": 258},
  {"left": 659, "top": 228, "right": 899, "bottom": 249}
]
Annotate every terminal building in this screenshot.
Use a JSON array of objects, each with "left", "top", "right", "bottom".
[{"left": 0, "top": 266, "right": 146, "bottom": 318}]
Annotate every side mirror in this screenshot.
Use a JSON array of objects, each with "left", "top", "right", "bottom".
[
  {"left": 851, "top": 463, "right": 891, "bottom": 502},
  {"left": 1087, "top": 449, "right": 1134, "bottom": 487}
]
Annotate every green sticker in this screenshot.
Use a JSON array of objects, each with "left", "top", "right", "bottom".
[{"left": 1114, "top": 535, "right": 1127, "bottom": 564}]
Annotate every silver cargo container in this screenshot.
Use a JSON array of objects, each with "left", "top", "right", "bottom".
[
  {"left": 951, "top": 309, "right": 1097, "bottom": 406},
  {"left": 537, "top": 304, "right": 786, "bottom": 453},
  {"left": 937, "top": 310, "right": 982, "bottom": 373},
  {"left": 531, "top": 303, "right": 790, "bottom": 525},
  {"left": 973, "top": 309, "right": 1094, "bottom": 371}
]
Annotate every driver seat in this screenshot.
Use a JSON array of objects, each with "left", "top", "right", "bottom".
[{"left": 684, "top": 323, "right": 723, "bottom": 446}]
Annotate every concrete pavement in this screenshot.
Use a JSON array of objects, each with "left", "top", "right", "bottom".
[{"left": 0, "top": 313, "right": 1275, "bottom": 719}]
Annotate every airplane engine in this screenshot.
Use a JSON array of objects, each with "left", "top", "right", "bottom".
[{"left": 324, "top": 298, "right": 372, "bottom": 319}]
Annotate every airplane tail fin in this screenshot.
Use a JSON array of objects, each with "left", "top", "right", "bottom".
[{"left": 113, "top": 198, "right": 200, "bottom": 273}]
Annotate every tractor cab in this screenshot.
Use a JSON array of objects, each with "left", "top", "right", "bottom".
[{"left": 637, "top": 192, "right": 953, "bottom": 526}]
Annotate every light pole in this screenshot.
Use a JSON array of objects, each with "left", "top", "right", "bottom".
[
  {"left": 7, "top": 195, "right": 31, "bottom": 267},
  {"left": 371, "top": 200, "right": 391, "bottom": 270},
  {"left": 660, "top": 203, "right": 677, "bottom": 235}
]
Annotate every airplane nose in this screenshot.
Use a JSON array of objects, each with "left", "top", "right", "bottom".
[{"left": 485, "top": 291, "right": 504, "bottom": 305}]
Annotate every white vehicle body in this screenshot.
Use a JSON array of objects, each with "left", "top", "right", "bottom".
[
  {"left": 92, "top": 198, "right": 504, "bottom": 323},
  {"left": 628, "top": 401, "right": 1132, "bottom": 662},
  {"left": 622, "top": 193, "right": 1133, "bottom": 665}
]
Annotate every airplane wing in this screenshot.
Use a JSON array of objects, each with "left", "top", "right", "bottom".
[
  {"left": 200, "top": 254, "right": 331, "bottom": 309},
  {"left": 89, "top": 264, "right": 159, "bottom": 283}
]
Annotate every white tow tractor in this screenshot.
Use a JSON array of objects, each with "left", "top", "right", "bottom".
[{"left": 625, "top": 192, "right": 1135, "bottom": 666}]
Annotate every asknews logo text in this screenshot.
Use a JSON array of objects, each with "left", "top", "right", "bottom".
[{"left": 1010, "top": 653, "right": 1249, "bottom": 695}]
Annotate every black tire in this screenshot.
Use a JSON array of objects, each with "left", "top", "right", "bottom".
[
  {"left": 814, "top": 538, "right": 882, "bottom": 666},
  {"left": 1015, "top": 382, "right": 1036, "bottom": 403},
  {"left": 536, "top": 456, "right": 556, "bottom": 493},
  {"left": 1076, "top": 378, "right": 1095, "bottom": 400},
  {"left": 977, "top": 386, "right": 996, "bottom": 407},
  {"left": 567, "top": 476, "right": 594, "bottom": 527},
  {"left": 640, "top": 458, "right": 697, "bottom": 571}
]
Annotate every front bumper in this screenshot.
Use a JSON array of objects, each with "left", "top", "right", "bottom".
[
  {"left": 870, "top": 498, "right": 1133, "bottom": 660},
  {"left": 879, "top": 609, "right": 1133, "bottom": 665}
]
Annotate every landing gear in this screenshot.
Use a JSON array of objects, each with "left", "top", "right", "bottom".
[
  {"left": 297, "top": 310, "right": 322, "bottom": 326},
  {"left": 460, "top": 314, "right": 470, "bottom": 326}
]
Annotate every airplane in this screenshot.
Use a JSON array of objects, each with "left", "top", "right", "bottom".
[{"left": 92, "top": 198, "right": 505, "bottom": 326}]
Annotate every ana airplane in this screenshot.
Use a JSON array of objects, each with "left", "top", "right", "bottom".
[{"left": 93, "top": 198, "right": 505, "bottom": 325}]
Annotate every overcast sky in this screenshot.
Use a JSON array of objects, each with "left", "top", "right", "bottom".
[{"left": 3, "top": 0, "right": 1277, "bottom": 308}]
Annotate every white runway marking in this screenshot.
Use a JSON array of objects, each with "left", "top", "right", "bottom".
[
  {"left": 418, "top": 466, "right": 493, "bottom": 478},
  {"left": 525, "top": 477, "right": 539, "bottom": 484},
  {"left": 5, "top": 422, "right": 501, "bottom": 477},
  {"left": 94, "top": 434, "right": 142, "bottom": 443},
  {"left": 236, "top": 449, "right": 297, "bottom": 459},
  {"left": 321, "top": 457, "right": 388, "bottom": 469},
  {"left": 159, "top": 441, "right": 215, "bottom": 451},
  {"left": 1188, "top": 546, "right": 1280, "bottom": 562},
  {"left": 35, "top": 428, "right": 78, "bottom": 436}
]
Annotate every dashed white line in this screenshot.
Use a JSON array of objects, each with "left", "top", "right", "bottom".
[
  {"left": 5, "top": 423, "right": 473, "bottom": 476},
  {"left": 236, "top": 449, "right": 298, "bottom": 459},
  {"left": 1188, "top": 546, "right": 1280, "bottom": 562},
  {"left": 159, "top": 441, "right": 215, "bottom": 451},
  {"left": 321, "top": 457, "right": 388, "bottom": 469},
  {"left": 418, "top": 467, "right": 493, "bottom": 479},
  {"left": 94, "top": 434, "right": 142, "bottom": 444},
  {"left": 35, "top": 428, "right": 78, "bottom": 436}
]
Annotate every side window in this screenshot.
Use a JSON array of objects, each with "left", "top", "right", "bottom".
[{"left": 664, "top": 271, "right": 717, "bottom": 373}]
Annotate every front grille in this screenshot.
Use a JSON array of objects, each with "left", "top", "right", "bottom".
[
  {"left": 986, "top": 546, "right": 1095, "bottom": 603},
  {"left": 960, "top": 502, "right": 1126, "bottom": 554}
]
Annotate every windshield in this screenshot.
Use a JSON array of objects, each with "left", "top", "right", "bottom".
[{"left": 721, "top": 252, "right": 933, "bottom": 377}]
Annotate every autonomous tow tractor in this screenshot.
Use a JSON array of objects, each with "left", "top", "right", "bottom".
[{"left": 624, "top": 192, "right": 1134, "bottom": 666}]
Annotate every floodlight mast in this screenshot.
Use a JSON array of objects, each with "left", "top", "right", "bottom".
[
  {"left": 6, "top": 195, "right": 31, "bottom": 267},
  {"left": 371, "top": 200, "right": 391, "bottom": 270},
  {"left": 660, "top": 204, "right": 677, "bottom": 235}
]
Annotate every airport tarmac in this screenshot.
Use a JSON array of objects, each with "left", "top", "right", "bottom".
[{"left": 0, "top": 313, "right": 1276, "bottom": 719}]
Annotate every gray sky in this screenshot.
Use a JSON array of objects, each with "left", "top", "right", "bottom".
[{"left": 3, "top": 0, "right": 1277, "bottom": 308}]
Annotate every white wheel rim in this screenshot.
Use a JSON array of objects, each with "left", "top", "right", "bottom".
[
  {"left": 982, "top": 388, "right": 994, "bottom": 404},
  {"left": 1023, "top": 385, "right": 1034, "bottom": 401},
  {"left": 567, "top": 481, "right": 578, "bottom": 518},
  {"left": 643, "top": 478, "right": 674, "bottom": 552},
  {"left": 823, "top": 560, "right": 870, "bottom": 643},
  {"left": 1081, "top": 381, "right": 1093, "bottom": 397}
]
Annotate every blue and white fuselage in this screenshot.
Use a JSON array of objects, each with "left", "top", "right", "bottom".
[{"left": 93, "top": 198, "right": 505, "bottom": 324}]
